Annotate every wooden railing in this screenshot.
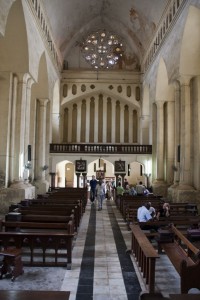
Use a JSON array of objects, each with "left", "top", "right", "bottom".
[{"left": 50, "top": 143, "right": 152, "bottom": 154}]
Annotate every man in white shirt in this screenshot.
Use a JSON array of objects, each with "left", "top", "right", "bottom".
[{"left": 137, "top": 203, "right": 152, "bottom": 222}]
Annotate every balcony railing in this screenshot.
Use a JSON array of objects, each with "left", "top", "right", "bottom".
[{"left": 50, "top": 143, "right": 152, "bottom": 155}]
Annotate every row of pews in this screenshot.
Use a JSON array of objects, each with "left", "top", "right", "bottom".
[
  {"left": 0, "top": 187, "right": 87, "bottom": 282},
  {"left": 115, "top": 193, "right": 200, "bottom": 296}
]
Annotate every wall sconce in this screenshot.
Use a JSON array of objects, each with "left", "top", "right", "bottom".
[
  {"left": 42, "top": 165, "right": 49, "bottom": 171},
  {"left": 25, "top": 162, "right": 31, "bottom": 170}
]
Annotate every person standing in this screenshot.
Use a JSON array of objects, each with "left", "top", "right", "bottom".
[
  {"left": 95, "top": 180, "right": 105, "bottom": 211},
  {"left": 90, "top": 175, "right": 97, "bottom": 204}
]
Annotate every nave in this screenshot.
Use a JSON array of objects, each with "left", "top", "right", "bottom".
[{"left": 0, "top": 198, "right": 180, "bottom": 300}]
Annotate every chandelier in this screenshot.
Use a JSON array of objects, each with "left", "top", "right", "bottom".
[{"left": 81, "top": 30, "right": 125, "bottom": 69}]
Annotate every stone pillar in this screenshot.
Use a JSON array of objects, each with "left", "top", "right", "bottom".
[
  {"left": 102, "top": 95, "right": 106, "bottom": 142},
  {"left": 155, "top": 101, "right": 165, "bottom": 181},
  {"left": 166, "top": 100, "right": 175, "bottom": 185},
  {"left": 129, "top": 109, "right": 133, "bottom": 143},
  {"left": 12, "top": 73, "right": 32, "bottom": 181},
  {"left": 111, "top": 99, "right": 115, "bottom": 143},
  {"left": 85, "top": 100, "right": 90, "bottom": 142},
  {"left": 152, "top": 100, "right": 167, "bottom": 196},
  {"left": 77, "top": 102, "right": 81, "bottom": 142},
  {"left": 179, "top": 76, "right": 192, "bottom": 186},
  {"left": 174, "top": 83, "right": 181, "bottom": 184},
  {"left": 34, "top": 98, "right": 49, "bottom": 194},
  {"left": 94, "top": 96, "right": 98, "bottom": 142},
  {"left": 140, "top": 115, "right": 149, "bottom": 144},
  {"left": 63, "top": 108, "right": 68, "bottom": 142},
  {"left": 68, "top": 106, "right": 72, "bottom": 142},
  {"left": 120, "top": 104, "right": 124, "bottom": 143}
]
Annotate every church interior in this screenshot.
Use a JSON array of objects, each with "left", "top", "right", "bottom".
[{"left": 1, "top": 0, "right": 200, "bottom": 299}]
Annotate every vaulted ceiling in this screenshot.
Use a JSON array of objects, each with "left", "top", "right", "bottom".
[{"left": 42, "top": 0, "right": 169, "bottom": 69}]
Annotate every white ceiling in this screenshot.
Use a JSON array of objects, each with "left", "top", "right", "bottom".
[{"left": 42, "top": 0, "right": 169, "bottom": 66}]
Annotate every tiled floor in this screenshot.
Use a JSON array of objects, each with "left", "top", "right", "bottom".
[
  {"left": 0, "top": 198, "right": 182, "bottom": 299},
  {"left": 61, "top": 198, "right": 180, "bottom": 300}
]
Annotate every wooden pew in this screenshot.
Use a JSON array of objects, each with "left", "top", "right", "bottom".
[
  {"left": 129, "top": 224, "right": 159, "bottom": 293},
  {"left": 28, "top": 199, "right": 83, "bottom": 225},
  {"left": 0, "top": 231, "right": 74, "bottom": 269},
  {"left": 126, "top": 203, "right": 198, "bottom": 228},
  {"left": 19, "top": 206, "right": 79, "bottom": 232},
  {"left": 45, "top": 187, "right": 88, "bottom": 210},
  {"left": 159, "top": 225, "right": 200, "bottom": 293},
  {"left": 0, "top": 290, "right": 70, "bottom": 300},
  {"left": 2, "top": 220, "right": 74, "bottom": 234}
]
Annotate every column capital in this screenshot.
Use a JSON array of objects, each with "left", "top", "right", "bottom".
[
  {"left": 178, "top": 74, "right": 192, "bottom": 86},
  {"left": 38, "top": 98, "right": 49, "bottom": 107},
  {"left": 154, "top": 100, "right": 165, "bottom": 108}
]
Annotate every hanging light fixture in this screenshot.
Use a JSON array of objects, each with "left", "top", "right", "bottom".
[{"left": 81, "top": 29, "right": 125, "bottom": 69}]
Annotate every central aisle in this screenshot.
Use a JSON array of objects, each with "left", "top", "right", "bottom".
[{"left": 61, "top": 198, "right": 142, "bottom": 300}]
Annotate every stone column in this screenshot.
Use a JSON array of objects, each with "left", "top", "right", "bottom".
[
  {"left": 34, "top": 98, "right": 49, "bottom": 194},
  {"left": 63, "top": 108, "right": 68, "bottom": 142},
  {"left": 111, "top": 99, "right": 115, "bottom": 143},
  {"left": 94, "top": 96, "right": 98, "bottom": 142},
  {"left": 77, "top": 102, "right": 81, "bottom": 142},
  {"left": 140, "top": 115, "right": 149, "bottom": 144},
  {"left": 174, "top": 83, "right": 181, "bottom": 184},
  {"left": 68, "top": 106, "right": 72, "bottom": 142},
  {"left": 129, "top": 109, "right": 133, "bottom": 143},
  {"left": 155, "top": 100, "right": 165, "bottom": 181},
  {"left": 179, "top": 76, "right": 193, "bottom": 186},
  {"left": 8, "top": 73, "right": 35, "bottom": 198},
  {"left": 166, "top": 100, "right": 175, "bottom": 184},
  {"left": 13, "top": 73, "right": 31, "bottom": 181},
  {"left": 85, "top": 99, "right": 90, "bottom": 142},
  {"left": 102, "top": 95, "right": 106, "bottom": 142},
  {"left": 120, "top": 104, "right": 124, "bottom": 143}
]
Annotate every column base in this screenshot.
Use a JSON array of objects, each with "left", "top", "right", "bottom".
[
  {"left": 0, "top": 180, "right": 35, "bottom": 214},
  {"left": 33, "top": 179, "right": 49, "bottom": 196},
  {"left": 168, "top": 183, "right": 198, "bottom": 203},
  {"left": 152, "top": 180, "right": 169, "bottom": 198}
]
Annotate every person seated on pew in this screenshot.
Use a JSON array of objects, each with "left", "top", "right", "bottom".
[
  {"left": 156, "top": 202, "right": 170, "bottom": 220},
  {"left": 135, "top": 181, "right": 145, "bottom": 196},
  {"left": 137, "top": 202, "right": 152, "bottom": 223},
  {"left": 148, "top": 201, "right": 156, "bottom": 218},
  {"left": 123, "top": 184, "right": 131, "bottom": 194},
  {"left": 137, "top": 203, "right": 158, "bottom": 231},
  {"left": 143, "top": 186, "right": 150, "bottom": 196},
  {"left": 129, "top": 185, "right": 137, "bottom": 196}
]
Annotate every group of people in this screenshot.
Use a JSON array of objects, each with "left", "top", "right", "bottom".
[
  {"left": 89, "top": 176, "right": 115, "bottom": 211},
  {"left": 116, "top": 180, "right": 150, "bottom": 198},
  {"left": 137, "top": 201, "right": 171, "bottom": 223},
  {"left": 89, "top": 176, "right": 152, "bottom": 211}
]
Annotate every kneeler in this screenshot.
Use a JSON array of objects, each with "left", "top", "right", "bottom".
[{"left": 0, "top": 248, "right": 24, "bottom": 281}]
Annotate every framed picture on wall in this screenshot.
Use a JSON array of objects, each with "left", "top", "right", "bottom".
[
  {"left": 115, "top": 160, "right": 125, "bottom": 173},
  {"left": 96, "top": 170, "right": 105, "bottom": 180},
  {"left": 75, "top": 160, "right": 87, "bottom": 172}
]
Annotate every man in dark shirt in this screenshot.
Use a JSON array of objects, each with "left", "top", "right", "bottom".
[{"left": 90, "top": 175, "right": 97, "bottom": 203}]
